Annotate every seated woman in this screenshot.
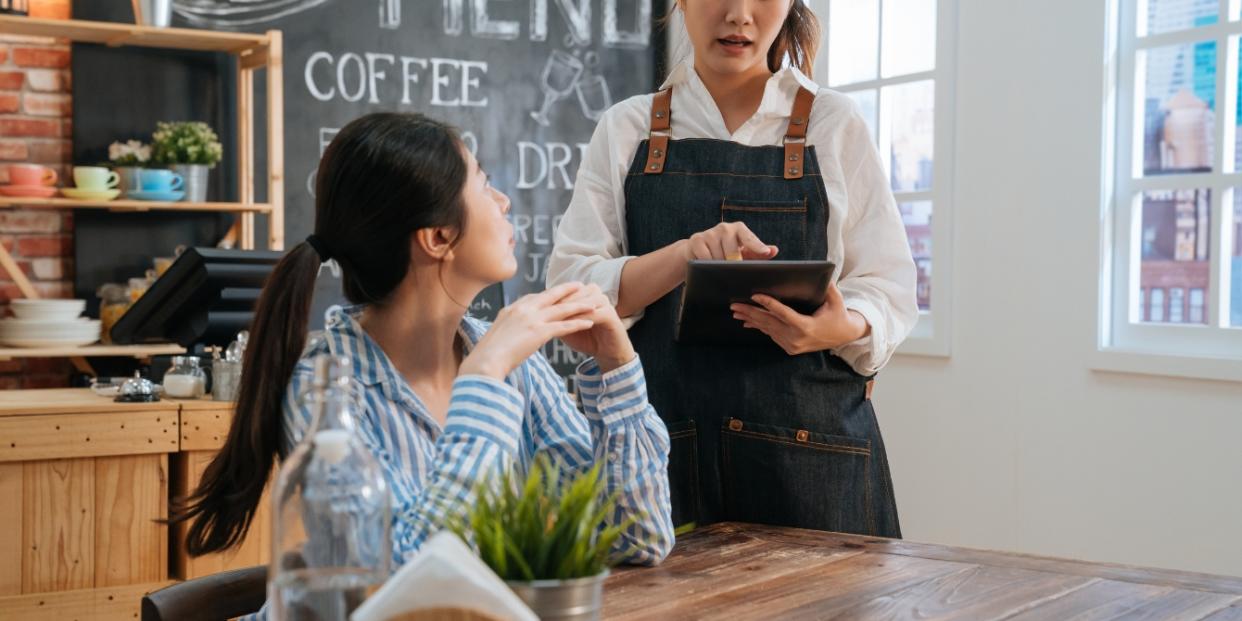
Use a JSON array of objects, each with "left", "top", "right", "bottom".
[{"left": 175, "top": 113, "right": 674, "bottom": 595}]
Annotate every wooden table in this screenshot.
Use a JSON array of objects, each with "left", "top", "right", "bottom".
[{"left": 604, "top": 523, "right": 1242, "bottom": 620}]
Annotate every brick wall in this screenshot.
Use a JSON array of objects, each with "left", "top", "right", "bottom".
[{"left": 0, "top": 0, "right": 74, "bottom": 389}]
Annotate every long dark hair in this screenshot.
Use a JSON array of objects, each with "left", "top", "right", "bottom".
[{"left": 173, "top": 113, "right": 470, "bottom": 556}]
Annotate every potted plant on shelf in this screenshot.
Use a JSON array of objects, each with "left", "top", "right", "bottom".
[
  {"left": 108, "top": 139, "right": 151, "bottom": 198},
  {"left": 451, "top": 455, "right": 636, "bottom": 621},
  {"left": 151, "top": 121, "right": 223, "bottom": 203}
]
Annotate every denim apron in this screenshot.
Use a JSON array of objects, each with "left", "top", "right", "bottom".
[{"left": 622, "top": 87, "right": 901, "bottom": 537}]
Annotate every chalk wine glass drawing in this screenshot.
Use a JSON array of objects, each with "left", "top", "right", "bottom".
[
  {"left": 531, "top": 49, "right": 586, "bottom": 127},
  {"left": 574, "top": 52, "right": 613, "bottom": 122}
]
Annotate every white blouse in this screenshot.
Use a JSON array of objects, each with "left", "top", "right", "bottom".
[{"left": 547, "top": 58, "right": 918, "bottom": 376}]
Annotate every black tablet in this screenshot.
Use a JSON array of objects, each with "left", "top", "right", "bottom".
[{"left": 674, "top": 260, "right": 837, "bottom": 346}]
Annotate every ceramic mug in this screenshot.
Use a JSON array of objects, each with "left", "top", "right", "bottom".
[
  {"left": 73, "top": 166, "right": 120, "bottom": 191},
  {"left": 139, "top": 169, "right": 184, "bottom": 192},
  {"left": 8, "top": 163, "right": 58, "bottom": 187}
]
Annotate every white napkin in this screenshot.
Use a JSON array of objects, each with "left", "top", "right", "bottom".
[{"left": 351, "top": 531, "right": 538, "bottom": 621}]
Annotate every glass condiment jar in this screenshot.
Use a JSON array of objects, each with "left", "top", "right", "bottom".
[
  {"left": 127, "top": 276, "right": 152, "bottom": 303},
  {"left": 164, "top": 356, "right": 207, "bottom": 399},
  {"left": 96, "top": 283, "right": 131, "bottom": 345}
]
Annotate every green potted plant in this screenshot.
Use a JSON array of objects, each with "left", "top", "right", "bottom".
[
  {"left": 108, "top": 139, "right": 151, "bottom": 198},
  {"left": 451, "top": 455, "right": 636, "bottom": 621},
  {"left": 151, "top": 121, "right": 223, "bottom": 203}
]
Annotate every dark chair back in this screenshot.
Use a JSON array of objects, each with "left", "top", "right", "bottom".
[{"left": 141, "top": 565, "right": 268, "bottom": 621}]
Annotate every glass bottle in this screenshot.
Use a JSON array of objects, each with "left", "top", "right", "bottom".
[
  {"left": 163, "top": 356, "right": 207, "bottom": 399},
  {"left": 270, "top": 355, "right": 391, "bottom": 621}
]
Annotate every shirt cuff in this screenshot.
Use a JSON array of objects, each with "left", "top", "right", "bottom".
[
  {"left": 585, "top": 256, "right": 645, "bottom": 329},
  {"left": 444, "top": 375, "right": 526, "bottom": 455},
  {"left": 574, "top": 355, "right": 651, "bottom": 427},
  {"left": 841, "top": 296, "right": 885, "bottom": 376}
]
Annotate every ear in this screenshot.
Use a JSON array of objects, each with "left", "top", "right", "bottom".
[{"left": 412, "top": 227, "right": 458, "bottom": 261}]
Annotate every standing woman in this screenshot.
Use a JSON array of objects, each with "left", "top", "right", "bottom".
[{"left": 548, "top": 0, "right": 917, "bottom": 537}]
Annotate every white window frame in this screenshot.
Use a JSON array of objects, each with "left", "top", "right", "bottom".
[
  {"left": 1097, "top": 0, "right": 1242, "bottom": 382},
  {"left": 810, "top": 0, "right": 958, "bottom": 358}
]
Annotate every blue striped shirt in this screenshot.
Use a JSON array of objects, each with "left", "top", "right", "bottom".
[{"left": 281, "top": 304, "right": 674, "bottom": 568}]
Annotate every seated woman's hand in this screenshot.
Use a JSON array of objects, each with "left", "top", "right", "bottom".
[
  {"left": 557, "top": 283, "right": 637, "bottom": 372},
  {"left": 460, "top": 282, "right": 597, "bottom": 380}
]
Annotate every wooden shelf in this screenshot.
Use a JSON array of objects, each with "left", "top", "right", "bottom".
[
  {"left": 0, "top": 14, "right": 271, "bottom": 57},
  {"left": 0, "top": 16, "right": 284, "bottom": 370},
  {"left": 0, "top": 343, "right": 185, "bottom": 361},
  {"left": 0, "top": 196, "right": 272, "bottom": 213}
]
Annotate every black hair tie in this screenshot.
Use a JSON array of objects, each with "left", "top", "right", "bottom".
[{"left": 305, "top": 234, "right": 332, "bottom": 262}]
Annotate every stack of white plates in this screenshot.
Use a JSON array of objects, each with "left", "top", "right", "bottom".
[{"left": 0, "top": 300, "right": 99, "bottom": 347}]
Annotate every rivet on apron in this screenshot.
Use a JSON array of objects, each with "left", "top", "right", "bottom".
[
  {"left": 649, "top": 163, "right": 660, "bottom": 171},
  {"left": 796, "top": 430, "right": 809, "bottom": 442},
  {"left": 788, "top": 167, "right": 800, "bottom": 175},
  {"left": 788, "top": 153, "right": 799, "bottom": 161},
  {"left": 653, "top": 149, "right": 664, "bottom": 158},
  {"left": 655, "top": 111, "right": 666, "bottom": 119},
  {"left": 728, "top": 419, "right": 743, "bottom": 431}
]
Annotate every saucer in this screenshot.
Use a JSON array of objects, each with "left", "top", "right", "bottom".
[
  {"left": 128, "top": 189, "right": 186, "bottom": 202},
  {"left": 62, "top": 188, "right": 121, "bottom": 201},
  {"left": 0, "top": 185, "right": 58, "bottom": 198}
]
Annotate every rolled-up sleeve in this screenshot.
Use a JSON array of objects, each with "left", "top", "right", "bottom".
[{"left": 831, "top": 112, "right": 920, "bottom": 376}]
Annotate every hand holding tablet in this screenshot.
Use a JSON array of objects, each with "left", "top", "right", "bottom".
[{"left": 674, "top": 260, "right": 838, "bottom": 346}]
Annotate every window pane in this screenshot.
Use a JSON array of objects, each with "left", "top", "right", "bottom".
[
  {"left": 881, "top": 0, "right": 936, "bottom": 78},
  {"left": 883, "top": 80, "right": 935, "bottom": 192},
  {"left": 1140, "top": 0, "right": 1219, "bottom": 37},
  {"left": 1137, "top": 188, "right": 1211, "bottom": 325},
  {"left": 1190, "top": 287, "right": 1206, "bottom": 323},
  {"left": 828, "top": 0, "right": 879, "bottom": 86},
  {"left": 847, "top": 89, "right": 878, "bottom": 141},
  {"left": 1169, "top": 287, "right": 1186, "bottom": 322},
  {"left": 1233, "top": 191, "right": 1242, "bottom": 326},
  {"left": 1140, "top": 41, "right": 1217, "bottom": 176},
  {"left": 900, "top": 201, "right": 933, "bottom": 311}
]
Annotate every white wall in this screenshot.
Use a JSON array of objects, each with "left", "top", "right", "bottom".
[{"left": 879, "top": 0, "right": 1242, "bottom": 576}]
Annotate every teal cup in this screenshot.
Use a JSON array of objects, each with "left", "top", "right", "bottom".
[{"left": 139, "top": 169, "right": 184, "bottom": 192}]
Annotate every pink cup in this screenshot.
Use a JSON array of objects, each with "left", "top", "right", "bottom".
[{"left": 8, "top": 164, "right": 58, "bottom": 187}]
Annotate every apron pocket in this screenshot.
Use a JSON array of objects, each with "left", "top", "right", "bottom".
[
  {"left": 721, "top": 417, "right": 874, "bottom": 534},
  {"left": 720, "top": 197, "right": 808, "bottom": 257},
  {"left": 666, "top": 419, "right": 701, "bottom": 528}
]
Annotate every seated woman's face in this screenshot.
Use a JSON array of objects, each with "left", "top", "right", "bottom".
[{"left": 450, "top": 145, "right": 518, "bottom": 285}]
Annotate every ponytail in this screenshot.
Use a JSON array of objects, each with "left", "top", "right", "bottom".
[
  {"left": 174, "top": 241, "right": 321, "bottom": 555},
  {"left": 768, "top": 1, "right": 821, "bottom": 76}
]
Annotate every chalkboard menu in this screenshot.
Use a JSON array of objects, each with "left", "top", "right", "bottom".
[{"left": 170, "top": 0, "right": 664, "bottom": 375}]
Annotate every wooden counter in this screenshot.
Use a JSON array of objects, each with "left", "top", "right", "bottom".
[
  {"left": 0, "top": 389, "right": 266, "bottom": 620},
  {"left": 605, "top": 523, "right": 1242, "bottom": 620}
]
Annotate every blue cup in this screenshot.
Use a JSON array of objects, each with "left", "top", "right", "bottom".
[{"left": 139, "top": 169, "right": 184, "bottom": 193}]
